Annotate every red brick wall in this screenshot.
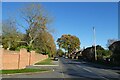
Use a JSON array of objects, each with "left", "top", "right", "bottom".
[
  {"left": 0, "top": 48, "right": 48, "bottom": 70},
  {"left": 3, "top": 53, "right": 19, "bottom": 70}
]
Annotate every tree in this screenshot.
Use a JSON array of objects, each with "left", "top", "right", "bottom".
[
  {"left": 2, "top": 19, "right": 23, "bottom": 50},
  {"left": 96, "top": 50, "right": 112, "bottom": 60},
  {"left": 33, "top": 31, "right": 56, "bottom": 57},
  {"left": 57, "top": 34, "right": 80, "bottom": 54},
  {"left": 18, "top": 3, "right": 52, "bottom": 49},
  {"left": 57, "top": 49, "right": 64, "bottom": 57},
  {"left": 107, "top": 39, "right": 117, "bottom": 48},
  {"left": 2, "top": 3, "right": 56, "bottom": 57}
]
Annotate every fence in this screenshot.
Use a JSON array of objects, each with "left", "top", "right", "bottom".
[{"left": 0, "top": 48, "right": 48, "bottom": 70}]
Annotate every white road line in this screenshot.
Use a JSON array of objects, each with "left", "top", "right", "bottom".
[
  {"left": 76, "top": 65, "right": 82, "bottom": 68},
  {"left": 76, "top": 65, "right": 110, "bottom": 80},
  {"left": 83, "top": 68, "right": 92, "bottom": 73},
  {"left": 76, "top": 65, "right": 92, "bottom": 72},
  {"left": 100, "top": 76, "right": 110, "bottom": 80}
]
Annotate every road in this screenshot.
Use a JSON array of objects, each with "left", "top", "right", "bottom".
[{"left": 2, "top": 57, "right": 120, "bottom": 80}]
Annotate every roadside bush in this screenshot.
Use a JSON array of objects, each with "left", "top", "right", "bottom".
[
  {"left": 97, "top": 50, "right": 112, "bottom": 60},
  {"left": 16, "top": 46, "right": 33, "bottom": 52}
]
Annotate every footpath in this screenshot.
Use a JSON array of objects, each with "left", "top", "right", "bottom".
[{"left": 26, "top": 60, "right": 59, "bottom": 70}]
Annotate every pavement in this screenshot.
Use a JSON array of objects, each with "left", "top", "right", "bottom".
[
  {"left": 2, "top": 57, "right": 120, "bottom": 80},
  {"left": 26, "top": 60, "right": 59, "bottom": 70}
]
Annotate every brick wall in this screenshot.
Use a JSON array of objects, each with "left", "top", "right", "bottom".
[{"left": 0, "top": 48, "right": 48, "bottom": 70}]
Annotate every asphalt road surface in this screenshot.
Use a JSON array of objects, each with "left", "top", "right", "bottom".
[{"left": 2, "top": 57, "right": 120, "bottom": 80}]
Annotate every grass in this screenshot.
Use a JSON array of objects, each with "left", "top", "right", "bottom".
[
  {"left": 0, "top": 68, "right": 48, "bottom": 74},
  {"left": 35, "top": 58, "right": 54, "bottom": 65}
]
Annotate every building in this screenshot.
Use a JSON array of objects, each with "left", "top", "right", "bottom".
[{"left": 109, "top": 40, "right": 120, "bottom": 65}]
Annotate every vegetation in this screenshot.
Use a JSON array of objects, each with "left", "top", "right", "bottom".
[
  {"left": 2, "top": 3, "right": 119, "bottom": 67},
  {"left": 19, "top": 4, "right": 50, "bottom": 49},
  {"left": 57, "top": 49, "right": 64, "bottom": 57},
  {"left": 33, "top": 31, "right": 56, "bottom": 57},
  {"left": 35, "top": 58, "right": 53, "bottom": 65},
  {"left": 97, "top": 50, "right": 112, "bottom": 60},
  {"left": 2, "top": 3, "right": 56, "bottom": 56},
  {"left": 2, "top": 19, "right": 24, "bottom": 50},
  {"left": 82, "top": 43, "right": 120, "bottom": 66},
  {"left": 106, "top": 39, "right": 117, "bottom": 48},
  {"left": 1, "top": 69, "right": 48, "bottom": 74},
  {"left": 57, "top": 34, "right": 80, "bottom": 54},
  {"left": 82, "top": 45, "right": 110, "bottom": 61}
]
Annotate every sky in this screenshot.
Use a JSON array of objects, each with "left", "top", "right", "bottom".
[
  {"left": 2, "top": 2, "right": 118, "bottom": 49},
  {"left": 118, "top": 2, "right": 120, "bottom": 40}
]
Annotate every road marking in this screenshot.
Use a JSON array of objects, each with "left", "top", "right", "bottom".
[
  {"left": 100, "top": 76, "right": 109, "bottom": 80},
  {"left": 82, "top": 68, "right": 110, "bottom": 80},
  {"left": 83, "top": 68, "right": 92, "bottom": 73},
  {"left": 72, "top": 62, "right": 81, "bottom": 64},
  {"left": 76, "top": 65, "right": 92, "bottom": 72},
  {"left": 76, "top": 65, "right": 81, "bottom": 68},
  {"left": 76, "top": 65, "right": 109, "bottom": 80}
]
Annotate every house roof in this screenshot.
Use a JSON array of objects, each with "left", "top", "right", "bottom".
[{"left": 109, "top": 40, "right": 120, "bottom": 49}]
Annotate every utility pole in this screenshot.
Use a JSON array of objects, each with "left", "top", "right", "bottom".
[{"left": 93, "top": 27, "right": 97, "bottom": 61}]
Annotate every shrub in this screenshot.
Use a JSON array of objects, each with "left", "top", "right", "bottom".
[
  {"left": 16, "top": 46, "right": 33, "bottom": 52},
  {"left": 97, "top": 50, "right": 112, "bottom": 60}
]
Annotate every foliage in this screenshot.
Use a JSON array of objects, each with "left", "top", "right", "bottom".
[
  {"left": 107, "top": 39, "right": 117, "bottom": 48},
  {"left": 16, "top": 46, "right": 33, "bottom": 52},
  {"left": 33, "top": 31, "right": 56, "bottom": 56},
  {"left": 57, "top": 34, "right": 80, "bottom": 54},
  {"left": 2, "top": 19, "right": 24, "bottom": 50},
  {"left": 19, "top": 3, "right": 52, "bottom": 49},
  {"left": 19, "top": 3, "right": 56, "bottom": 56},
  {"left": 57, "top": 49, "right": 64, "bottom": 57},
  {"left": 96, "top": 45, "right": 104, "bottom": 50},
  {"left": 2, "top": 3, "right": 56, "bottom": 57},
  {"left": 96, "top": 50, "right": 112, "bottom": 59}
]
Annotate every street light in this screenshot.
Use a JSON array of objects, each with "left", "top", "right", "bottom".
[{"left": 93, "top": 27, "right": 97, "bottom": 61}]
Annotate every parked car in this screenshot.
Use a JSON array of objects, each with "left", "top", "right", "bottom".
[
  {"left": 54, "top": 57, "right": 58, "bottom": 61},
  {"left": 65, "top": 56, "right": 68, "bottom": 59}
]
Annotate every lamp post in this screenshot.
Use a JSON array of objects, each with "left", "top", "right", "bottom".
[{"left": 93, "top": 27, "right": 97, "bottom": 61}]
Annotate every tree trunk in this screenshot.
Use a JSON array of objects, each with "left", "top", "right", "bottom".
[{"left": 7, "top": 41, "right": 11, "bottom": 50}]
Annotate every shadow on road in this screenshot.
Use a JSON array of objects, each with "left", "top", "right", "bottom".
[{"left": 64, "top": 59, "right": 120, "bottom": 71}]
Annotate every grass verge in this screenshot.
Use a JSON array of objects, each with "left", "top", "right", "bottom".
[
  {"left": 0, "top": 68, "right": 48, "bottom": 74},
  {"left": 35, "top": 58, "right": 54, "bottom": 65}
]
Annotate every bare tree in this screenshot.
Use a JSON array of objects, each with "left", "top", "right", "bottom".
[
  {"left": 107, "top": 39, "right": 118, "bottom": 48},
  {"left": 17, "top": 3, "right": 52, "bottom": 48}
]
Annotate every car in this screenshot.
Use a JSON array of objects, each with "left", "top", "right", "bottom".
[
  {"left": 65, "top": 56, "right": 68, "bottom": 59},
  {"left": 54, "top": 57, "right": 58, "bottom": 61}
]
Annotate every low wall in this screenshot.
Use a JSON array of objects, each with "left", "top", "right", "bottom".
[{"left": 0, "top": 48, "right": 48, "bottom": 70}]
